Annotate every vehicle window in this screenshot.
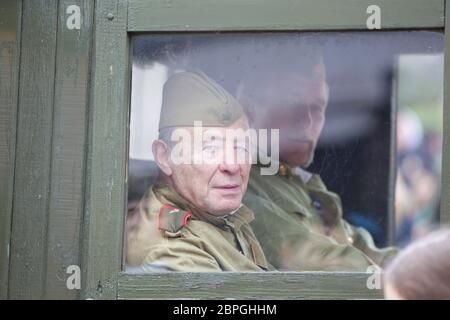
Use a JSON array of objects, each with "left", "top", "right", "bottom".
[{"left": 125, "top": 32, "right": 443, "bottom": 273}]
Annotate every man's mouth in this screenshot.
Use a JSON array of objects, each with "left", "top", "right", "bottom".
[
  {"left": 214, "top": 184, "right": 240, "bottom": 190},
  {"left": 213, "top": 184, "right": 242, "bottom": 197}
]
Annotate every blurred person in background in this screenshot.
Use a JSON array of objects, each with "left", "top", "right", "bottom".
[
  {"left": 395, "top": 108, "right": 441, "bottom": 247},
  {"left": 238, "top": 45, "right": 397, "bottom": 271}
]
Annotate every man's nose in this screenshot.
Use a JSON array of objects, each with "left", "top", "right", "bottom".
[{"left": 218, "top": 160, "right": 240, "bottom": 175}]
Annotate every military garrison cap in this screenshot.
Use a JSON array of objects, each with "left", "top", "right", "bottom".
[{"left": 159, "top": 71, "right": 244, "bottom": 130}]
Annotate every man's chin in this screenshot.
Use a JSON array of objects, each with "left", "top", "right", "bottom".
[
  {"left": 282, "top": 152, "right": 314, "bottom": 168},
  {"left": 301, "top": 153, "right": 314, "bottom": 168},
  {"left": 208, "top": 200, "right": 242, "bottom": 216},
  {"left": 281, "top": 143, "right": 315, "bottom": 166}
]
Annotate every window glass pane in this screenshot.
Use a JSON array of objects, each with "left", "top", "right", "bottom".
[
  {"left": 395, "top": 54, "right": 443, "bottom": 247},
  {"left": 125, "top": 32, "right": 443, "bottom": 273}
]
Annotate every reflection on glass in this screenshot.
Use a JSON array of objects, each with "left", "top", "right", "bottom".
[
  {"left": 125, "top": 32, "right": 443, "bottom": 272},
  {"left": 395, "top": 54, "right": 443, "bottom": 247}
]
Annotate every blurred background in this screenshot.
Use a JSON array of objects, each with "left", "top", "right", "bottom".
[{"left": 394, "top": 54, "right": 443, "bottom": 247}]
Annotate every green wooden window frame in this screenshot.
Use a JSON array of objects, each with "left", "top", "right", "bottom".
[
  {"left": 1, "top": 0, "right": 94, "bottom": 299},
  {"left": 82, "top": 0, "right": 450, "bottom": 299}
]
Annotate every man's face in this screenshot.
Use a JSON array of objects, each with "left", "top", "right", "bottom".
[
  {"left": 165, "top": 117, "right": 251, "bottom": 215},
  {"left": 253, "top": 72, "right": 329, "bottom": 168}
]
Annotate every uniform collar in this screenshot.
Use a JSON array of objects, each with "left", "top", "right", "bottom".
[
  {"left": 153, "top": 182, "right": 254, "bottom": 230},
  {"left": 223, "top": 204, "right": 255, "bottom": 230},
  {"left": 257, "top": 158, "right": 314, "bottom": 184},
  {"left": 293, "top": 166, "right": 315, "bottom": 183}
]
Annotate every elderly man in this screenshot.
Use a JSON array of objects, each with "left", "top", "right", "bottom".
[
  {"left": 238, "top": 54, "right": 398, "bottom": 271},
  {"left": 126, "top": 71, "right": 271, "bottom": 272}
]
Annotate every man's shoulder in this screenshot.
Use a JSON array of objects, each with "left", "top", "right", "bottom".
[
  {"left": 248, "top": 165, "right": 286, "bottom": 191},
  {"left": 157, "top": 204, "right": 193, "bottom": 234},
  {"left": 247, "top": 164, "right": 312, "bottom": 197},
  {"left": 249, "top": 165, "right": 333, "bottom": 192},
  {"left": 245, "top": 165, "right": 342, "bottom": 218},
  {"left": 126, "top": 193, "right": 204, "bottom": 266},
  {"left": 128, "top": 188, "right": 194, "bottom": 240}
]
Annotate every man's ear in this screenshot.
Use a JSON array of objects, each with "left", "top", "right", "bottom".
[{"left": 152, "top": 140, "right": 172, "bottom": 176}]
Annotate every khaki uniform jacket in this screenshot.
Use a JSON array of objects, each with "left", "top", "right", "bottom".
[
  {"left": 126, "top": 184, "right": 271, "bottom": 272},
  {"left": 243, "top": 164, "right": 398, "bottom": 271}
]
